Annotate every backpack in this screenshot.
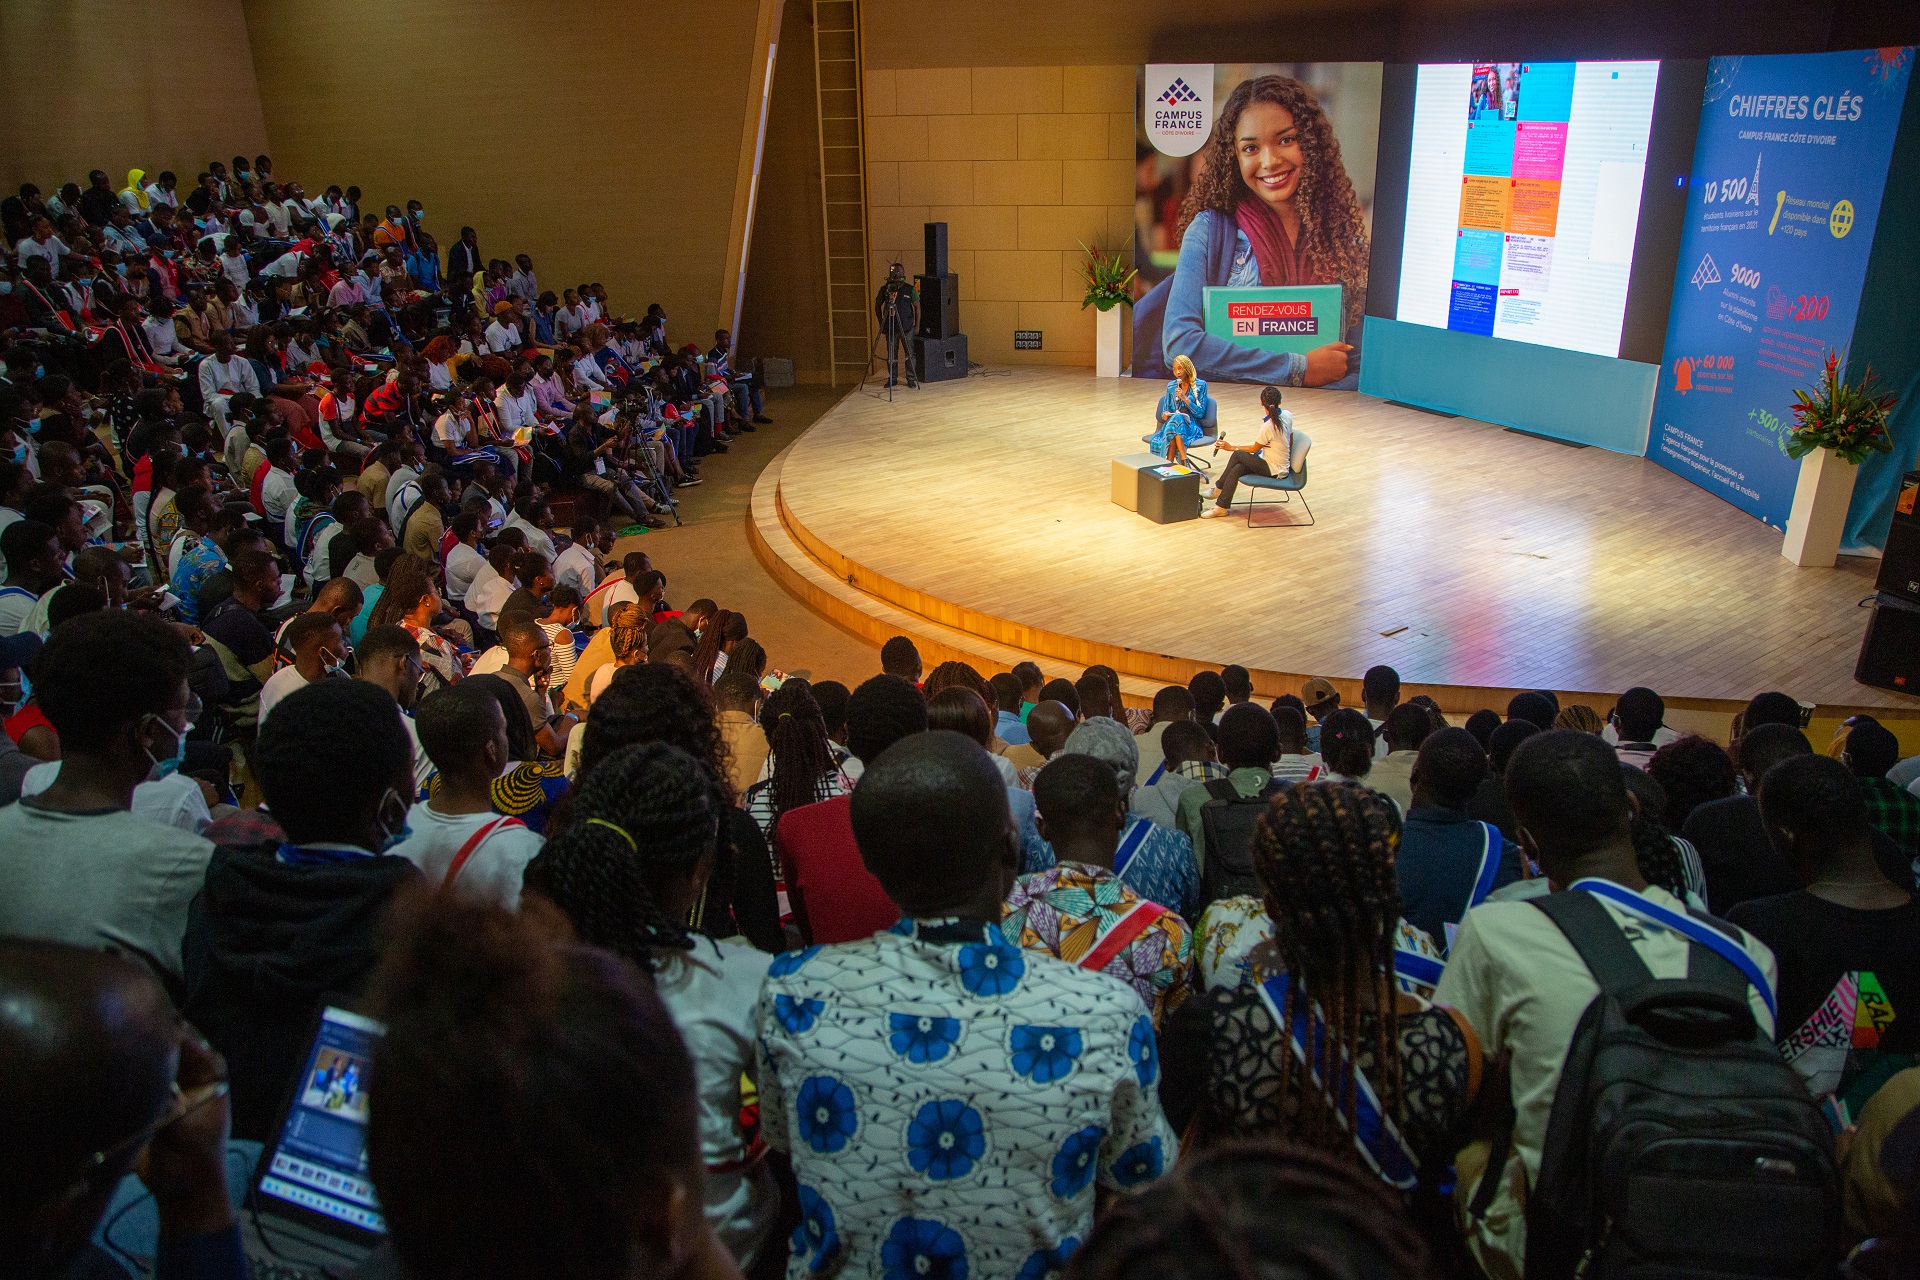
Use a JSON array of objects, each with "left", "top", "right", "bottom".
[
  {"left": 1197, "top": 775, "right": 1288, "bottom": 906},
  {"left": 1486, "top": 888, "right": 1838, "bottom": 1280}
]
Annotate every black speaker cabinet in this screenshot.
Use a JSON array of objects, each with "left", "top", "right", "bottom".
[
  {"left": 914, "top": 333, "right": 968, "bottom": 383},
  {"left": 924, "top": 221, "right": 949, "bottom": 278},
  {"left": 916, "top": 273, "right": 959, "bottom": 339},
  {"left": 1855, "top": 593, "right": 1920, "bottom": 695},
  {"left": 1873, "top": 471, "right": 1920, "bottom": 605}
]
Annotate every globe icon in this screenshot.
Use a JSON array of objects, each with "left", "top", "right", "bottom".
[{"left": 1831, "top": 199, "right": 1854, "bottom": 238}]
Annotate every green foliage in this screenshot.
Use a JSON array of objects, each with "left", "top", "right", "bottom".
[
  {"left": 1787, "top": 348, "right": 1898, "bottom": 464},
  {"left": 1077, "top": 240, "right": 1137, "bottom": 312}
]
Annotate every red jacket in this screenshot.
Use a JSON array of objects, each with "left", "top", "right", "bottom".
[{"left": 773, "top": 795, "right": 899, "bottom": 945}]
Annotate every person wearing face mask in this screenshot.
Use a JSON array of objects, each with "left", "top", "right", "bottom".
[
  {"left": 0, "top": 611, "right": 214, "bottom": 992},
  {"left": 183, "top": 677, "right": 423, "bottom": 1141},
  {"left": 256, "top": 610, "right": 347, "bottom": 722}
]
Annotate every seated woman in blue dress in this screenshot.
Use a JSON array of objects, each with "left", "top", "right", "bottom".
[{"left": 1148, "top": 354, "right": 1210, "bottom": 462}]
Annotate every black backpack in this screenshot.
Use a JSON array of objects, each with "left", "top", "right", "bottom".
[
  {"left": 1196, "top": 775, "right": 1288, "bottom": 906},
  {"left": 1487, "top": 890, "right": 1839, "bottom": 1280}
]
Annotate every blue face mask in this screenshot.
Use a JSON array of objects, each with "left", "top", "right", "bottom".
[
  {"left": 7, "top": 443, "right": 26, "bottom": 464},
  {"left": 143, "top": 714, "right": 187, "bottom": 781},
  {"left": 0, "top": 282, "right": 11, "bottom": 296},
  {"left": 374, "top": 786, "right": 413, "bottom": 853}
]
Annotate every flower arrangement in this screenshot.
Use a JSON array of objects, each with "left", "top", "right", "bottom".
[
  {"left": 1787, "top": 349, "right": 1899, "bottom": 464},
  {"left": 1077, "top": 240, "right": 1137, "bottom": 312}
]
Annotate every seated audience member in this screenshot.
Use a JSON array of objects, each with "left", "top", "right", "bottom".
[
  {"left": 648, "top": 596, "right": 713, "bottom": 663},
  {"left": 878, "top": 633, "right": 922, "bottom": 685},
  {"left": 1845, "top": 720, "right": 1920, "bottom": 871},
  {"left": 184, "top": 679, "right": 423, "bottom": 1140},
  {"left": 1159, "top": 782, "right": 1477, "bottom": 1173},
  {"left": 1010, "top": 660, "right": 1043, "bottom": 717},
  {"left": 1463, "top": 707, "right": 1501, "bottom": 750},
  {"left": 0, "top": 518, "right": 64, "bottom": 636},
  {"left": 1731, "top": 754, "right": 1920, "bottom": 1114},
  {"left": 1006, "top": 753, "right": 1194, "bottom": 1024},
  {"left": 1073, "top": 671, "right": 1116, "bottom": 723},
  {"left": 759, "top": 731, "right": 1178, "bottom": 1278},
  {"left": 1682, "top": 722, "right": 1814, "bottom": 915},
  {"left": 773, "top": 673, "right": 926, "bottom": 945},
  {"left": 365, "top": 896, "right": 740, "bottom": 1280},
  {"left": 1068, "top": 1141, "right": 1431, "bottom": 1280},
  {"left": 465, "top": 542, "right": 519, "bottom": 636},
  {"left": 1609, "top": 686, "right": 1666, "bottom": 769},
  {"left": 1038, "top": 676, "right": 1082, "bottom": 721},
  {"left": 1037, "top": 716, "right": 1200, "bottom": 917},
  {"left": 551, "top": 516, "right": 603, "bottom": 594},
  {"left": 1268, "top": 700, "right": 1325, "bottom": 784},
  {"left": 1396, "top": 727, "right": 1522, "bottom": 945},
  {"left": 201, "top": 548, "right": 283, "bottom": 713},
  {"left": 990, "top": 671, "right": 1030, "bottom": 747},
  {"left": 1132, "top": 685, "right": 1195, "bottom": 786},
  {"left": 1319, "top": 708, "right": 1385, "bottom": 798},
  {"left": 539, "top": 584, "right": 582, "bottom": 689},
  {"left": 1468, "top": 718, "right": 1539, "bottom": 839},
  {"left": 1646, "top": 733, "right": 1738, "bottom": 832},
  {"left": 577, "top": 605, "right": 648, "bottom": 707},
  {"left": 743, "top": 678, "right": 852, "bottom": 838},
  {"left": 496, "top": 613, "right": 576, "bottom": 758},
  {"left": 924, "top": 684, "right": 1047, "bottom": 858},
  {"left": 1132, "top": 719, "right": 1216, "bottom": 830},
  {"left": 0, "top": 612, "right": 211, "bottom": 990},
  {"left": 1554, "top": 703, "right": 1606, "bottom": 735},
  {"left": 528, "top": 741, "right": 779, "bottom": 1266},
  {"left": 497, "top": 551, "right": 553, "bottom": 629},
  {"left": 256, "top": 609, "right": 345, "bottom": 721},
  {"left": 575, "top": 664, "right": 780, "bottom": 953},
  {"left": 1368, "top": 703, "right": 1431, "bottom": 815},
  {"left": 391, "top": 681, "right": 543, "bottom": 908},
  {"left": 1359, "top": 664, "right": 1400, "bottom": 743},
  {"left": 1176, "top": 702, "right": 1283, "bottom": 869},
  {"left": 1434, "top": 731, "right": 1779, "bottom": 1280},
  {"left": 714, "top": 668, "right": 768, "bottom": 796},
  {"left": 0, "top": 940, "right": 246, "bottom": 1279},
  {"left": 354, "top": 623, "right": 434, "bottom": 797},
  {"left": 1186, "top": 669, "right": 1227, "bottom": 727},
  {"left": 1505, "top": 690, "right": 1558, "bottom": 732},
  {"left": 1737, "top": 690, "right": 1807, "bottom": 746}
]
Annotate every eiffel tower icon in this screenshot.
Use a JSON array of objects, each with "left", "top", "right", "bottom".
[{"left": 1746, "top": 153, "right": 1762, "bottom": 207}]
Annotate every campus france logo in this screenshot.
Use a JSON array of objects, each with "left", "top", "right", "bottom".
[{"left": 1144, "top": 64, "right": 1214, "bottom": 157}]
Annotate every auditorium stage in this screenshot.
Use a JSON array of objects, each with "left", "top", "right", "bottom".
[{"left": 749, "top": 367, "right": 1915, "bottom": 718}]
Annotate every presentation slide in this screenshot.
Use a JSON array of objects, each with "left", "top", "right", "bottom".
[{"left": 1395, "top": 61, "right": 1661, "bottom": 358}]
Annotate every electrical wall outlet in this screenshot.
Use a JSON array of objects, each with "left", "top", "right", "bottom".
[{"left": 1014, "top": 330, "right": 1042, "bottom": 350}]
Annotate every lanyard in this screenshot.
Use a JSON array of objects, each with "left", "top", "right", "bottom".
[
  {"left": 1113, "top": 819, "right": 1153, "bottom": 876},
  {"left": 1256, "top": 973, "right": 1418, "bottom": 1188},
  {"left": 1568, "top": 878, "right": 1776, "bottom": 1020}
]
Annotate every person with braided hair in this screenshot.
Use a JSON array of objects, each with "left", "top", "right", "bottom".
[
  {"left": 742, "top": 679, "right": 851, "bottom": 839},
  {"left": 1159, "top": 781, "right": 1480, "bottom": 1188},
  {"left": 526, "top": 740, "right": 778, "bottom": 1267},
  {"left": 1065, "top": 1140, "right": 1432, "bottom": 1280},
  {"left": 570, "top": 663, "right": 782, "bottom": 954}
]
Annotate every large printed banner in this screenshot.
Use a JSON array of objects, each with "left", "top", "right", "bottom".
[
  {"left": 1648, "top": 48, "right": 1914, "bottom": 527},
  {"left": 1131, "top": 63, "right": 1382, "bottom": 386}
]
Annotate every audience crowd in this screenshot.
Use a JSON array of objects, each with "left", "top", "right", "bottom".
[{"left": 4, "top": 156, "right": 1920, "bottom": 1280}]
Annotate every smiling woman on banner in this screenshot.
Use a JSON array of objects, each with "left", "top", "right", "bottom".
[{"left": 1135, "top": 75, "right": 1369, "bottom": 388}]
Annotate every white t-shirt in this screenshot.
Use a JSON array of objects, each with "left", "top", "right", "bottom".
[
  {"left": 1250, "top": 408, "right": 1294, "bottom": 473},
  {"left": 466, "top": 571, "right": 513, "bottom": 631},
  {"left": 390, "top": 807, "right": 542, "bottom": 910},
  {"left": 653, "top": 937, "right": 779, "bottom": 1260},
  {"left": 495, "top": 385, "right": 541, "bottom": 433},
  {"left": 20, "top": 762, "right": 213, "bottom": 835},
  {"left": 484, "top": 320, "right": 519, "bottom": 353},
  {"left": 468, "top": 646, "right": 510, "bottom": 676},
  {"left": 0, "top": 584, "right": 43, "bottom": 637},
  {"left": 260, "top": 466, "right": 298, "bottom": 522},
  {"left": 258, "top": 664, "right": 313, "bottom": 721},
  {"left": 551, "top": 541, "right": 598, "bottom": 594},
  {"left": 502, "top": 513, "right": 555, "bottom": 562},
  {"left": 445, "top": 541, "right": 486, "bottom": 603}
]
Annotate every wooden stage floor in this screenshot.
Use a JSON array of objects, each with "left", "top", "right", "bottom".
[{"left": 758, "top": 367, "right": 1912, "bottom": 715}]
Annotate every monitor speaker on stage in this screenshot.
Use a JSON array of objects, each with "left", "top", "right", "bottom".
[
  {"left": 917, "top": 273, "right": 959, "bottom": 340},
  {"left": 914, "top": 333, "right": 968, "bottom": 383},
  {"left": 924, "top": 221, "right": 948, "bottom": 278},
  {"left": 1872, "top": 472, "right": 1920, "bottom": 606}
]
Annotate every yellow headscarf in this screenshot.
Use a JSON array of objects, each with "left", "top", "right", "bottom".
[{"left": 122, "top": 169, "right": 149, "bottom": 211}]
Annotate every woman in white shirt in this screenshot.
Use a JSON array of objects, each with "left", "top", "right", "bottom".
[{"left": 528, "top": 741, "right": 779, "bottom": 1266}]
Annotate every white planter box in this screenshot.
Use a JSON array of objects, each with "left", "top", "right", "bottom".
[
  {"left": 1096, "top": 306, "right": 1122, "bottom": 378},
  {"left": 1781, "top": 446, "right": 1859, "bottom": 568}
]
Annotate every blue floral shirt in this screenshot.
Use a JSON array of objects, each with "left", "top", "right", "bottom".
[{"left": 757, "top": 918, "right": 1177, "bottom": 1280}]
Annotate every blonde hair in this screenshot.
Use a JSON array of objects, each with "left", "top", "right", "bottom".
[{"left": 1172, "top": 354, "right": 1196, "bottom": 384}]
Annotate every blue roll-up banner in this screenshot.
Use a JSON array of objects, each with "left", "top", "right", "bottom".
[{"left": 1647, "top": 49, "right": 1913, "bottom": 528}]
